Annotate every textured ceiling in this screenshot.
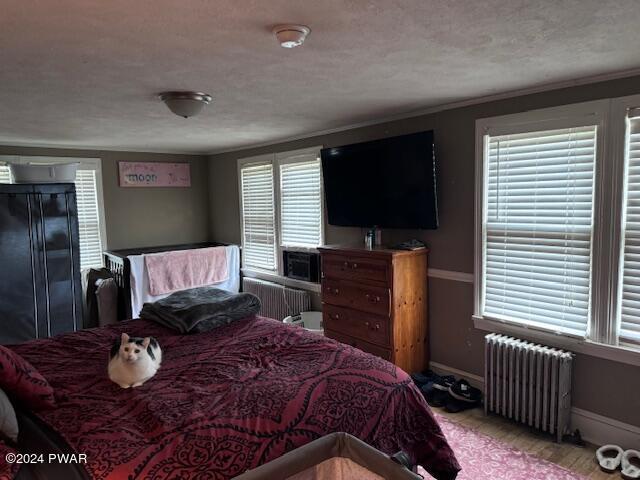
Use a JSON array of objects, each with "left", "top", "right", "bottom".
[{"left": 1, "top": 0, "right": 640, "bottom": 154}]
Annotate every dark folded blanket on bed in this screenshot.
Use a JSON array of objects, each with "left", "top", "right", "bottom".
[{"left": 139, "top": 286, "right": 261, "bottom": 333}]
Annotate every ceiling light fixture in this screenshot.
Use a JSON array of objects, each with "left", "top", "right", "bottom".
[
  {"left": 158, "top": 91, "right": 212, "bottom": 118},
  {"left": 272, "top": 24, "right": 310, "bottom": 48}
]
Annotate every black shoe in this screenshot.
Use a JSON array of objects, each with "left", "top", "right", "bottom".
[
  {"left": 421, "top": 375, "right": 455, "bottom": 407},
  {"left": 411, "top": 370, "right": 438, "bottom": 388},
  {"left": 433, "top": 375, "right": 456, "bottom": 392},
  {"left": 444, "top": 379, "right": 482, "bottom": 412}
]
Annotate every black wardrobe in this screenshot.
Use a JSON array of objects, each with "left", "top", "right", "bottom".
[{"left": 0, "top": 183, "right": 83, "bottom": 344}]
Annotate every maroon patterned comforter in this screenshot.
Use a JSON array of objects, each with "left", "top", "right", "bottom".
[
  {"left": 0, "top": 441, "right": 19, "bottom": 480},
  {"left": 10, "top": 316, "right": 460, "bottom": 479}
]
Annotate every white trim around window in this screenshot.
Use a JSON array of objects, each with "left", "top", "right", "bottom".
[
  {"left": 237, "top": 146, "right": 324, "bottom": 276},
  {"left": 0, "top": 156, "right": 107, "bottom": 270},
  {"left": 474, "top": 97, "right": 640, "bottom": 366}
]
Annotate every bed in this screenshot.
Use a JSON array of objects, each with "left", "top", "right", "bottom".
[{"left": 6, "top": 316, "right": 460, "bottom": 480}]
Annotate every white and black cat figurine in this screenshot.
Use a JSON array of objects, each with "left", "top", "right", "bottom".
[{"left": 108, "top": 333, "right": 162, "bottom": 388}]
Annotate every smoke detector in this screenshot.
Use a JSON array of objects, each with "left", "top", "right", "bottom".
[
  {"left": 272, "top": 24, "right": 310, "bottom": 48},
  {"left": 158, "top": 91, "right": 212, "bottom": 118}
]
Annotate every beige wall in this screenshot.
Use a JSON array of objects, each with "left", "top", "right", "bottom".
[
  {"left": 0, "top": 146, "right": 210, "bottom": 250},
  {"left": 208, "top": 75, "right": 640, "bottom": 426}
]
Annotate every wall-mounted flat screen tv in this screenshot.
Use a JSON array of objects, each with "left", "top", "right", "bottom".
[{"left": 321, "top": 131, "right": 438, "bottom": 229}]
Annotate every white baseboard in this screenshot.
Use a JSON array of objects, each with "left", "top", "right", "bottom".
[
  {"left": 428, "top": 361, "right": 640, "bottom": 448},
  {"left": 429, "top": 361, "right": 484, "bottom": 389},
  {"left": 570, "top": 408, "right": 640, "bottom": 448}
]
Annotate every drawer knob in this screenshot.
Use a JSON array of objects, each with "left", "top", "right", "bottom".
[
  {"left": 364, "top": 321, "right": 369, "bottom": 327},
  {"left": 352, "top": 263, "right": 358, "bottom": 269},
  {"left": 331, "top": 313, "right": 340, "bottom": 320},
  {"left": 375, "top": 323, "right": 380, "bottom": 330},
  {"left": 343, "top": 261, "right": 349, "bottom": 268}
]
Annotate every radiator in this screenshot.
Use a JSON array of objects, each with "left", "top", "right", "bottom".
[
  {"left": 484, "top": 333, "right": 574, "bottom": 442},
  {"left": 242, "top": 277, "right": 311, "bottom": 321}
]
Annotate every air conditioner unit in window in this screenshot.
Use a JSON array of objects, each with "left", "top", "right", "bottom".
[{"left": 283, "top": 250, "right": 320, "bottom": 283}]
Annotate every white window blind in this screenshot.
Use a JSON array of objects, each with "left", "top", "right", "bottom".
[
  {"left": 0, "top": 162, "right": 104, "bottom": 271},
  {"left": 280, "top": 158, "right": 322, "bottom": 247},
  {"left": 619, "top": 113, "right": 640, "bottom": 346},
  {"left": 241, "top": 162, "right": 277, "bottom": 271},
  {"left": 74, "top": 169, "right": 104, "bottom": 270},
  {"left": 0, "top": 165, "right": 10, "bottom": 184},
  {"left": 483, "top": 125, "right": 597, "bottom": 336}
]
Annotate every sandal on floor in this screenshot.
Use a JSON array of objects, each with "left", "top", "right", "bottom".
[
  {"left": 596, "top": 445, "right": 623, "bottom": 473},
  {"left": 622, "top": 450, "right": 640, "bottom": 480}
]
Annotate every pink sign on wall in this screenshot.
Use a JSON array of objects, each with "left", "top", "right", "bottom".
[{"left": 118, "top": 162, "right": 191, "bottom": 187}]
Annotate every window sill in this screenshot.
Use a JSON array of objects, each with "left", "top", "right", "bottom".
[
  {"left": 241, "top": 268, "right": 322, "bottom": 294},
  {"left": 473, "top": 315, "right": 640, "bottom": 367},
  {"left": 281, "top": 245, "right": 320, "bottom": 253}
]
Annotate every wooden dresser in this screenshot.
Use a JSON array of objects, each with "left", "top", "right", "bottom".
[{"left": 318, "top": 245, "right": 428, "bottom": 373}]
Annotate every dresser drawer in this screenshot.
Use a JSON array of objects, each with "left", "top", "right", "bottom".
[
  {"left": 326, "top": 330, "right": 392, "bottom": 361},
  {"left": 322, "top": 253, "right": 389, "bottom": 284},
  {"left": 322, "top": 280, "right": 390, "bottom": 316},
  {"left": 323, "top": 305, "right": 390, "bottom": 347}
]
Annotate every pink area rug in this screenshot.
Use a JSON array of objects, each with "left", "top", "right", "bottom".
[{"left": 418, "top": 413, "right": 587, "bottom": 480}]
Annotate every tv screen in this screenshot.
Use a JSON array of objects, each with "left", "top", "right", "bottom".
[{"left": 321, "top": 131, "right": 438, "bottom": 229}]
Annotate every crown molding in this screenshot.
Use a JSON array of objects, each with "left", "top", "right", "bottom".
[{"left": 0, "top": 141, "right": 207, "bottom": 156}]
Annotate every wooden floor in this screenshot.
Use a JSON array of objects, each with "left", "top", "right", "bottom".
[{"left": 435, "top": 407, "right": 611, "bottom": 479}]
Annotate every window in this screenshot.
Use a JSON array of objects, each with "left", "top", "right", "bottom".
[
  {"left": 475, "top": 98, "right": 640, "bottom": 363},
  {"left": 0, "top": 167, "right": 10, "bottom": 184},
  {"left": 619, "top": 109, "right": 640, "bottom": 347},
  {"left": 278, "top": 151, "right": 323, "bottom": 248},
  {"left": 238, "top": 147, "right": 323, "bottom": 274},
  {"left": 483, "top": 126, "right": 597, "bottom": 336},
  {"left": 240, "top": 161, "right": 277, "bottom": 271},
  {"left": 0, "top": 157, "right": 107, "bottom": 270}
]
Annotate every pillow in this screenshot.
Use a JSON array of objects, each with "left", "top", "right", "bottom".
[
  {"left": 0, "top": 388, "right": 18, "bottom": 442},
  {"left": 0, "top": 345, "right": 55, "bottom": 410}
]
